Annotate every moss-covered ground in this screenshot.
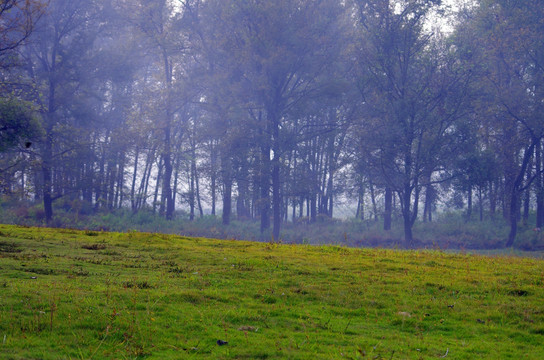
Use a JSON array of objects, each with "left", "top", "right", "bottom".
[{"left": 0, "top": 224, "right": 543, "bottom": 359}]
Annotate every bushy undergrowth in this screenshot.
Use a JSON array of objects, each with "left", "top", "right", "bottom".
[{"left": 1, "top": 200, "right": 543, "bottom": 250}]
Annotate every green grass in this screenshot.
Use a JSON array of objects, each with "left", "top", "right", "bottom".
[{"left": 0, "top": 224, "right": 543, "bottom": 359}]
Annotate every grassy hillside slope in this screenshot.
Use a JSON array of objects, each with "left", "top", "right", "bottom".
[{"left": 0, "top": 224, "right": 543, "bottom": 359}]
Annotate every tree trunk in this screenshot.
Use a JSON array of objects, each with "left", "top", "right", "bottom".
[
  {"left": 260, "top": 130, "right": 271, "bottom": 233},
  {"left": 172, "top": 153, "right": 181, "bottom": 212},
  {"left": 489, "top": 180, "right": 497, "bottom": 217},
  {"left": 356, "top": 184, "right": 365, "bottom": 220},
  {"left": 95, "top": 130, "right": 109, "bottom": 209},
  {"left": 107, "top": 152, "right": 117, "bottom": 210},
  {"left": 210, "top": 141, "right": 217, "bottom": 216},
  {"left": 236, "top": 156, "right": 250, "bottom": 220},
  {"left": 536, "top": 139, "right": 544, "bottom": 228},
  {"left": 130, "top": 147, "right": 139, "bottom": 211},
  {"left": 522, "top": 155, "right": 533, "bottom": 226},
  {"left": 153, "top": 159, "right": 163, "bottom": 214},
  {"left": 466, "top": 186, "right": 472, "bottom": 222},
  {"left": 369, "top": 180, "right": 378, "bottom": 222},
  {"left": 271, "top": 110, "right": 281, "bottom": 241},
  {"left": 190, "top": 153, "right": 195, "bottom": 221},
  {"left": 115, "top": 151, "right": 125, "bottom": 209},
  {"left": 479, "top": 187, "right": 484, "bottom": 222},
  {"left": 221, "top": 153, "right": 232, "bottom": 225},
  {"left": 506, "top": 190, "right": 519, "bottom": 248},
  {"left": 42, "top": 129, "right": 53, "bottom": 225},
  {"left": 506, "top": 139, "right": 537, "bottom": 247},
  {"left": 161, "top": 49, "right": 175, "bottom": 220},
  {"left": 402, "top": 185, "right": 414, "bottom": 248},
  {"left": 137, "top": 147, "right": 155, "bottom": 210},
  {"left": 423, "top": 184, "right": 434, "bottom": 223},
  {"left": 310, "top": 194, "right": 317, "bottom": 223},
  {"left": 195, "top": 160, "right": 203, "bottom": 218},
  {"left": 384, "top": 187, "right": 392, "bottom": 230},
  {"left": 162, "top": 148, "right": 174, "bottom": 219}
]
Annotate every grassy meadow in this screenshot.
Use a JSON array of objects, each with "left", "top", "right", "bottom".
[{"left": 0, "top": 224, "right": 543, "bottom": 359}]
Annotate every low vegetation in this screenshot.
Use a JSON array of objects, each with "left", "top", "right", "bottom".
[
  {"left": 0, "top": 224, "right": 543, "bottom": 359},
  {"left": 2, "top": 199, "right": 544, "bottom": 251}
]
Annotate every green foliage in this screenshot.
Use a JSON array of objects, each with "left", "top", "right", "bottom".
[
  {"left": 0, "top": 97, "right": 43, "bottom": 152},
  {"left": 0, "top": 224, "right": 543, "bottom": 359}
]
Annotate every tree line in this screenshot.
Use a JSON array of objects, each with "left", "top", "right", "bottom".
[{"left": 1, "top": 0, "right": 543, "bottom": 247}]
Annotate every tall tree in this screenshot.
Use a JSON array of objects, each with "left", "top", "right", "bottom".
[
  {"left": 457, "top": 0, "right": 544, "bottom": 246},
  {"left": 22, "top": 0, "right": 102, "bottom": 224},
  {"left": 354, "top": 0, "right": 471, "bottom": 246},
  {"left": 116, "top": 0, "right": 191, "bottom": 219},
  {"left": 195, "top": 0, "right": 349, "bottom": 240}
]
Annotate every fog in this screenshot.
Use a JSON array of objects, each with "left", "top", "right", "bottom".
[{"left": 1, "top": 0, "right": 543, "bottom": 250}]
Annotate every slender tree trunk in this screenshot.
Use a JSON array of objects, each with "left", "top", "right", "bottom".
[
  {"left": 172, "top": 153, "right": 181, "bottom": 211},
  {"left": 83, "top": 139, "right": 94, "bottom": 204},
  {"left": 41, "top": 39, "right": 59, "bottom": 225},
  {"left": 260, "top": 125, "right": 271, "bottom": 233},
  {"left": 162, "top": 138, "right": 174, "bottom": 219},
  {"left": 107, "top": 153, "right": 117, "bottom": 210},
  {"left": 522, "top": 155, "right": 533, "bottom": 226},
  {"left": 115, "top": 152, "right": 125, "bottom": 209},
  {"left": 384, "top": 187, "right": 392, "bottom": 230},
  {"left": 292, "top": 149, "right": 297, "bottom": 222},
  {"left": 195, "top": 164, "right": 203, "bottom": 218},
  {"left": 507, "top": 190, "right": 519, "bottom": 248},
  {"left": 356, "top": 183, "right": 364, "bottom": 220},
  {"left": 236, "top": 155, "right": 250, "bottom": 220},
  {"left": 42, "top": 127, "right": 53, "bottom": 225},
  {"left": 190, "top": 154, "right": 195, "bottom": 221},
  {"left": 161, "top": 49, "right": 175, "bottom": 220},
  {"left": 479, "top": 187, "right": 484, "bottom": 222},
  {"left": 153, "top": 159, "right": 163, "bottom": 214},
  {"left": 130, "top": 147, "right": 139, "bottom": 211},
  {"left": 536, "top": 139, "right": 544, "bottom": 228},
  {"left": 411, "top": 184, "right": 420, "bottom": 226},
  {"left": 326, "top": 173, "right": 334, "bottom": 218},
  {"left": 190, "top": 130, "right": 198, "bottom": 221},
  {"left": 272, "top": 123, "right": 281, "bottom": 241},
  {"left": 502, "top": 178, "right": 509, "bottom": 221},
  {"left": 310, "top": 194, "right": 317, "bottom": 223},
  {"left": 221, "top": 153, "right": 232, "bottom": 225},
  {"left": 402, "top": 185, "right": 414, "bottom": 248},
  {"left": 136, "top": 147, "right": 155, "bottom": 210},
  {"left": 369, "top": 180, "right": 378, "bottom": 222},
  {"left": 466, "top": 186, "right": 472, "bottom": 222},
  {"left": 356, "top": 196, "right": 361, "bottom": 220},
  {"left": 95, "top": 131, "right": 109, "bottom": 209},
  {"left": 210, "top": 141, "right": 217, "bottom": 216},
  {"left": 423, "top": 184, "right": 433, "bottom": 223},
  {"left": 222, "top": 177, "right": 232, "bottom": 225},
  {"left": 506, "top": 140, "right": 537, "bottom": 247},
  {"left": 489, "top": 180, "right": 497, "bottom": 217}
]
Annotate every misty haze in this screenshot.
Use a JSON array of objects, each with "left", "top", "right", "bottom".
[
  {"left": 1, "top": 1, "right": 544, "bottom": 359},
  {"left": 1, "top": 0, "right": 544, "bottom": 250}
]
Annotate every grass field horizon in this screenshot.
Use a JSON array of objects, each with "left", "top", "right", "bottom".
[{"left": 0, "top": 224, "right": 543, "bottom": 359}]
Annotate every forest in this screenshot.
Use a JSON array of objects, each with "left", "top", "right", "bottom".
[{"left": 1, "top": 0, "right": 543, "bottom": 250}]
